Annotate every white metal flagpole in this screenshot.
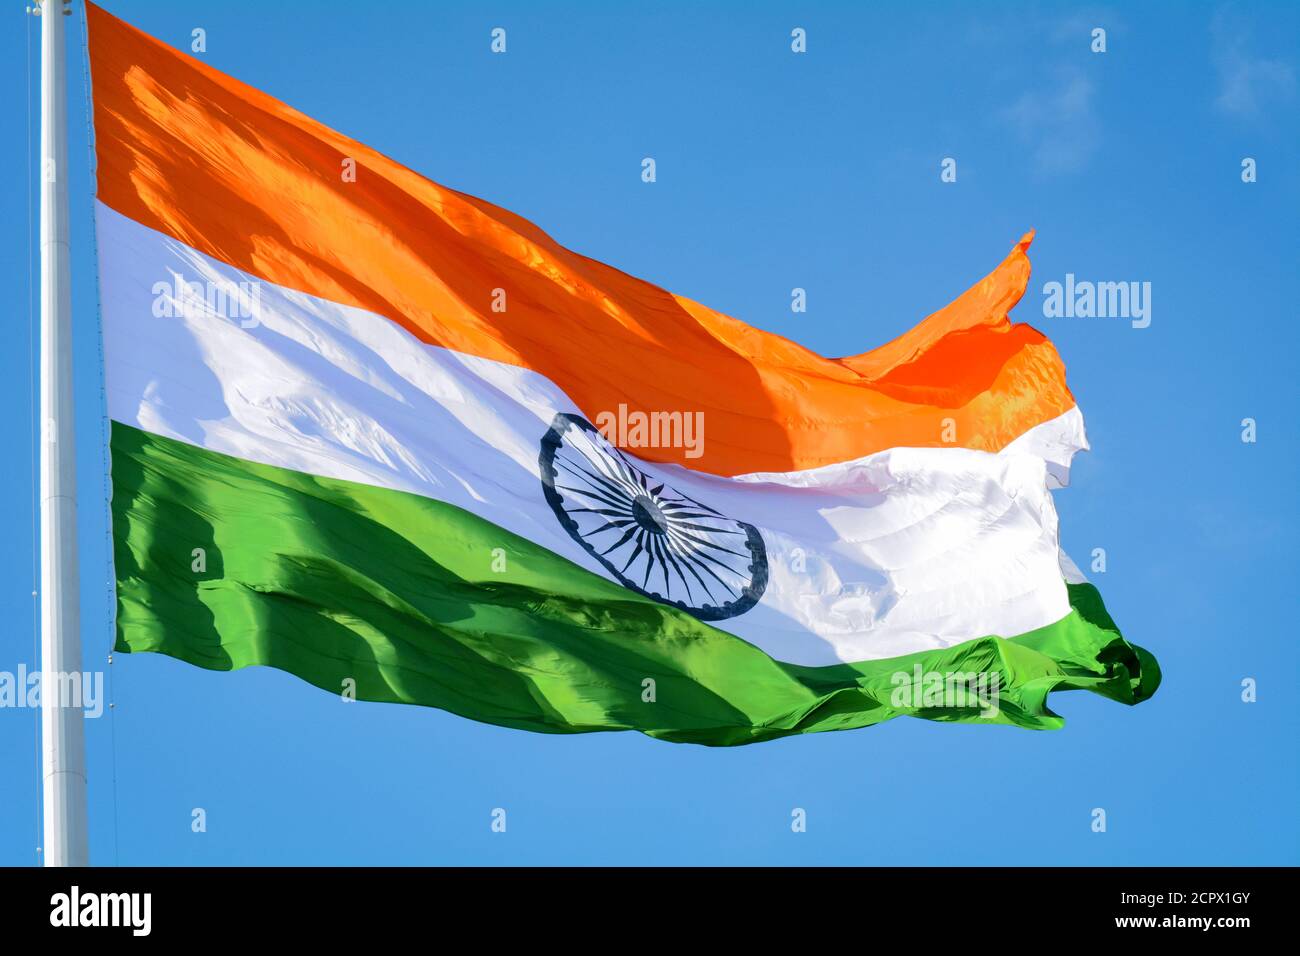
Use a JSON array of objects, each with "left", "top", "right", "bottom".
[{"left": 37, "top": 0, "right": 88, "bottom": 868}]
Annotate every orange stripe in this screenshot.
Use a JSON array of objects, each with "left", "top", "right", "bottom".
[{"left": 87, "top": 2, "right": 1074, "bottom": 477}]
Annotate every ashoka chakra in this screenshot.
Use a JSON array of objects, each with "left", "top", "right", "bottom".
[{"left": 539, "top": 413, "right": 768, "bottom": 622}]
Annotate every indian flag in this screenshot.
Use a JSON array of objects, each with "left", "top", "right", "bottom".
[{"left": 88, "top": 3, "right": 1158, "bottom": 745}]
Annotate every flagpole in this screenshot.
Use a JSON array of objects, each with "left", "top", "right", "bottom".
[{"left": 37, "top": 0, "right": 88, "bottom": 868}]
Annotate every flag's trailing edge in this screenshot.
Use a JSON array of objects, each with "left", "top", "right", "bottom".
[{"left": 88, "top": 2, "right": 1158, "bottom": 745}]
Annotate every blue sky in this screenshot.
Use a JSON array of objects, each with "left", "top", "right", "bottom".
[{"left": 2, "top": 0, "right": 1297, "bottom": 865}]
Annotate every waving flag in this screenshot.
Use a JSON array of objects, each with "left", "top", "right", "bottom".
[{"left": 89, "top": 2, "right": 1157, "bottom": 744}]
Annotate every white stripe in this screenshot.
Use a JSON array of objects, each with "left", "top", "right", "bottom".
[
  {"left": 734, "top": 405, "right": 1087, "bottom": 491},
  {"left": 1058, "top": 549, "right": 1090, "bottom": 585},
  {"left": 1002, "top": 405, "right": 1088, "bottom": 489},
  {"left": 99, "top": 203, "right": 1077, "bottom": 667}
]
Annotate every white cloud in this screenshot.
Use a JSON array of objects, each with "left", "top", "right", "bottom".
[
  {"left": 1000, "top": 69, "right": 1098, "bottom": 176},
  {"left": 1211, "top": 11, "right": 1296, "bottom": 118}
]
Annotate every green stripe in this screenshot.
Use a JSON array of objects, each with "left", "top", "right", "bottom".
[{"left": 109, "top": 422, "right": 1160, "bottom": 746}]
